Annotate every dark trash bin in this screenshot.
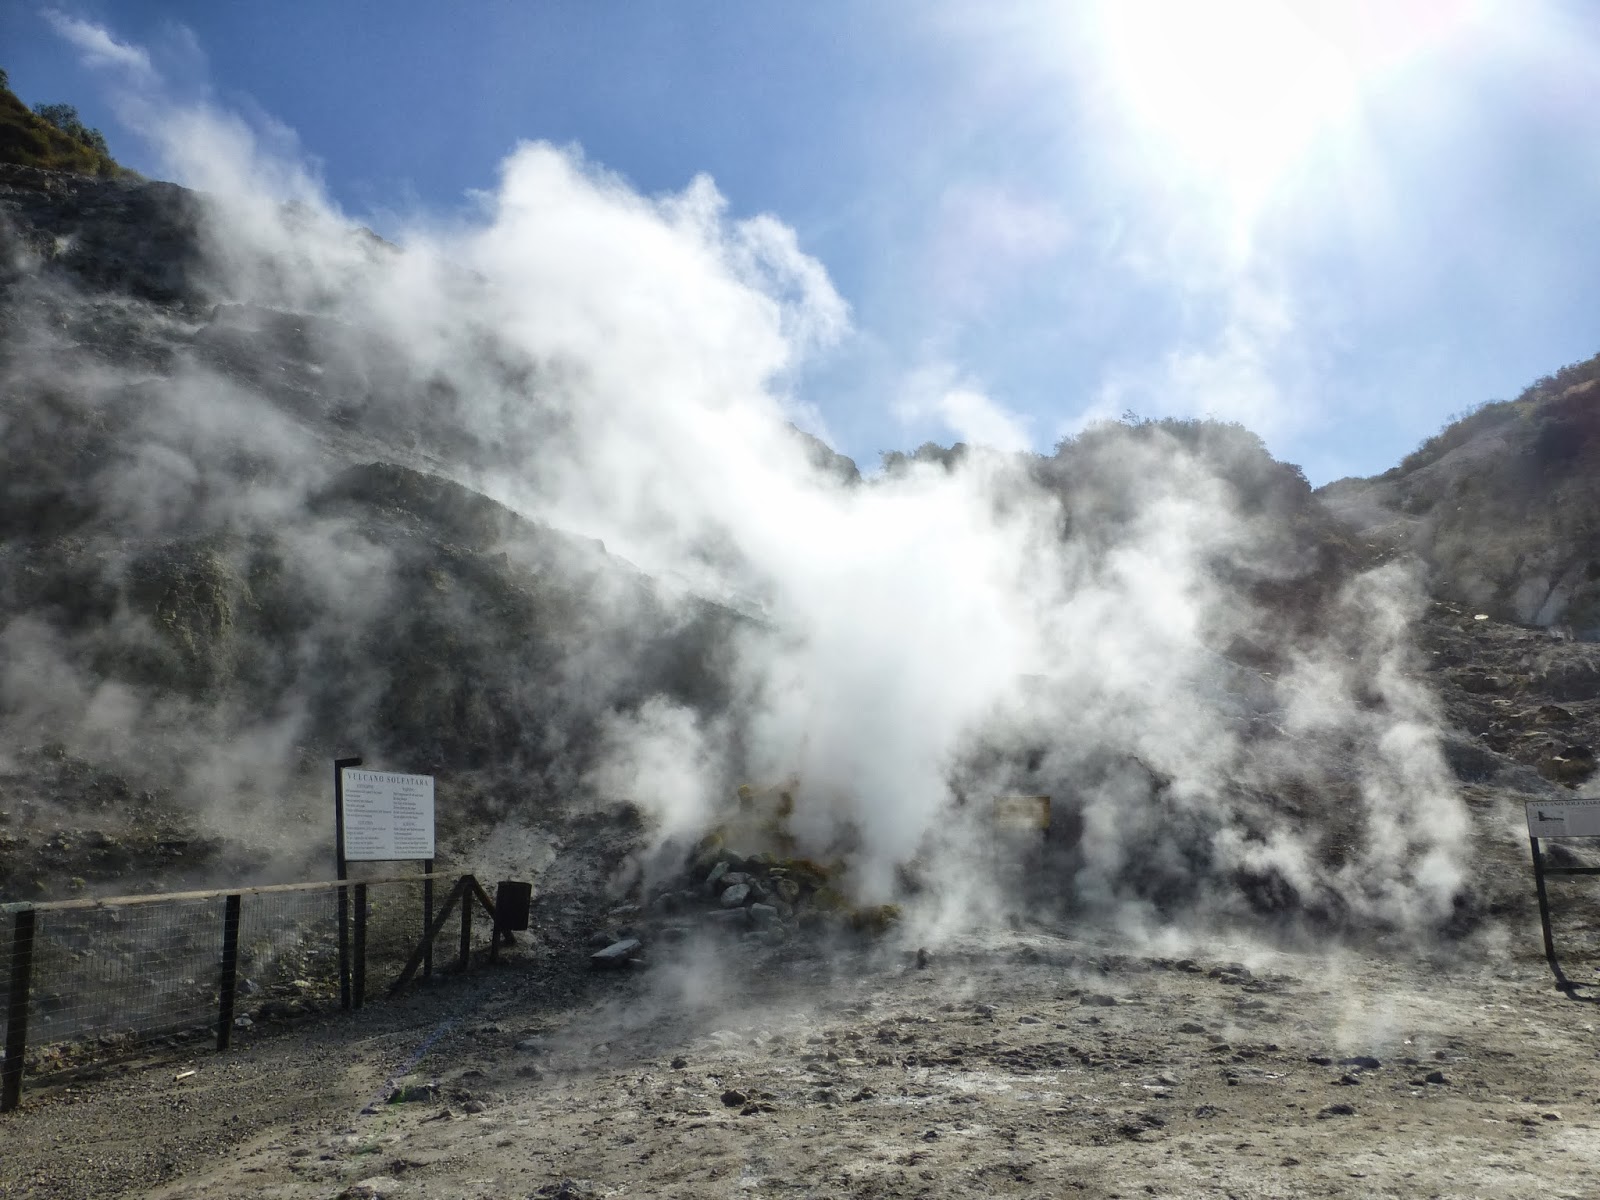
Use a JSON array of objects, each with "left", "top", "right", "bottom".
[{"left": 494, "top": 881, "right": 533, "bottom": 932}]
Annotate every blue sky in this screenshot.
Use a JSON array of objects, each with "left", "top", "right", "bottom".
[{"left": 7, "top": 1, "right": 1600, "bottom": 484}]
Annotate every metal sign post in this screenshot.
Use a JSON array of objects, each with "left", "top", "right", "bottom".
[
  {"left": 340, "top": 769, "right": 436, "bottom": 862},
  {"left": 334, "top": 761, "right": 436, "bottom": 1007},
  {"left": 988, "top": 795, "right": 1051, "bottom": 900},
  {"left": 993, "top": 795, "right": 1052, "bottom": 833},
  {"left": 1525, "top": 799, "right": 1600, "bottom": 991},
  {"left": 333, "top": 756, "right": 362, "bottom": 1011}
]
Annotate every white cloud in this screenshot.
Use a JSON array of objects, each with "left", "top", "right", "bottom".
[
  {"left": 43, "top": 10, "right": 154, "bottom": 79},
  {"left": 1087, "top": 278, "right": 1307, "bottom": 441},
  {"left": 729, "top": 211, "right": 850, "bottom": 356},
  {"left": 895, "top": 363, "right": 1033, "bottom": 451},
  {"left": 939, "top": 182, "right": 1071, "bottom": 263},
  {"left": 935, "top": 385, "right": 1033, "bottom": 451}
]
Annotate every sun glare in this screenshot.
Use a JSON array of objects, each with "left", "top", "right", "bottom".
[{"left": 1095, "top": 0, "right": 1473, "bottom": 215}]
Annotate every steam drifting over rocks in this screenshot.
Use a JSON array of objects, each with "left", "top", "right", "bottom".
[{"left": 1, "top": 87, "right": 1473, "bottom": 940}]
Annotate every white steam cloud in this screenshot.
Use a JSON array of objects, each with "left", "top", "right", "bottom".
[
  {"left": 897, "top": 363, "right": 1034, "bottom": 453},
  {"left": 43, "top": 9, "right": 155, "bottom": 80},
  {"left": 1, "top": 19, "right": 1474, "bottom": 938}
]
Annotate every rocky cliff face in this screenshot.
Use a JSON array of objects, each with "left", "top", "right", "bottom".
[
  {"left": 5, "top": 162, "right": 1590, "bottom": 941},
  {"left": 0, "top": 164, "right": 203, "bottom": 303},
  {"left": 0, "top": 163, "right": 747, "bottom": 891},
  {"left": 1319, "top": 360, "right": 1600, "bottom": 637}
]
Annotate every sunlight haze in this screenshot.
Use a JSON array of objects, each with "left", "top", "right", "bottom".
[{"left": 5, "top": 0, "right": 1595, "bottom": 484}]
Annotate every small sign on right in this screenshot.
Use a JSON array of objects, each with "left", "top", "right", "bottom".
[{"left": 1526, "top": 798, "right": 1600, "bottom": 839}]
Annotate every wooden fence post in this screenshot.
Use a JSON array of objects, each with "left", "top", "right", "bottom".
[
  {"left": 3, "top": 906, "right": 37, "bottom": 1112},
  {"left": 216, "top": 894, "right": 242, "bottom": 1051},
  {"left": 458, "top": 876, "right": 473, "bottom": 971},
  {"left": 353, "top": 883, "right": 368, "bottom": 1009}
]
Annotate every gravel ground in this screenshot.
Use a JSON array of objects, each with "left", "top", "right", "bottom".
[
  {"left": 5, "top": 610, "right": 1600, "bottom": 1199},
  {"left": 6, "top": 919, "right": 1600, "bottom": 1200}
]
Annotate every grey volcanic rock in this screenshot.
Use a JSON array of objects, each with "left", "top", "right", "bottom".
[
  {"left": 1319, "top": 360, "right": 1600, "bottom": 636},
  {"left": 589, "top": 938, "right": 642, "bottom": 968},
  {"left": 0, "top": 164, "right": 746, "bottom": 860},
  {"left": 7, "top": 164, "right": 1596, "bottom": 939},
  {"left": 1, "top": 163, "right": 206, "bottom": 305}
]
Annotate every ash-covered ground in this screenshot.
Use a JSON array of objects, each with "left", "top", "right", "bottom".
[
  {"left": 5, "top": 604, "right": 1600, "bottom": 1200},
  {"left": 6, "top": 920, "right": 1600, "bottom": 1200}
]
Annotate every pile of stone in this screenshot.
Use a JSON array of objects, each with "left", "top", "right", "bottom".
[{"left": 589, "top": 839, "right": 900, "bottom": 969}]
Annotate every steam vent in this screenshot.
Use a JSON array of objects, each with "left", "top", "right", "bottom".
[{"left": 6, "top": 17, "right": 1600, "bottom": 1197}]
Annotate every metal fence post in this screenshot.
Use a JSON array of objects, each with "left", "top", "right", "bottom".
[
  {"left": 458, "top": 876, "right": 473, "bottom": 972},
  {"left": 3, "top": 906, "right": 37, "bottom": 1113},
  {"left": 353, "top": 883, "right": 368, "bottom": 1009},
  {"left": 216, "top": 894, "right": 242, "bottom": 1052},
  {"left": 337, "top": 891, "right": 351, "bottom": 1010}
]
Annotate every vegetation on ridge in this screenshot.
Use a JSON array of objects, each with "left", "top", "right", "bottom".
[
  {"left": 0, "top": 66, "right": 130, "bottom": 177},
  {"left": 1390, "top": 348, "right": 1600, "bottom": 477}
]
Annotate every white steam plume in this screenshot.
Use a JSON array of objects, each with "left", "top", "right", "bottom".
[{"left": 1, "top": 21, "right": 1473, "bottom": 937}]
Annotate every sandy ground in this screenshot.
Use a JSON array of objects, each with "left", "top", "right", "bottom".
[{"left": 6, "top": 919, "right": 1600, "bottom": 1200}]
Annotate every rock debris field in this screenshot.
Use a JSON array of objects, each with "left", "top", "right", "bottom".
[
  {"left": 4, "top": 612, "right": 1600, "bottom": 1199},
  {"left": 6, "top": 921, "right": 1600, "bottom": 1200}
]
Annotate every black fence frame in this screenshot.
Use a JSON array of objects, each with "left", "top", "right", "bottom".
[
  {"left": 1529, "top": 835, "right": 1600, "bottom": 993},
  {"left": 1, "top": 872, "right": 512, "bottom": 1113}
]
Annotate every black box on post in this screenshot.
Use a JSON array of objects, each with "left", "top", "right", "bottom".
[{"left": 494, "top": 881, "right": 533, "bottom": 931}]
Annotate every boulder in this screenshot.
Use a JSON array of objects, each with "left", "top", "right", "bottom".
[
  {"left": 704, "top": 861, "right": 730, "bottom": 895},
  {"left": 590, "top": 938, "right": 642, "bottom": 968}
]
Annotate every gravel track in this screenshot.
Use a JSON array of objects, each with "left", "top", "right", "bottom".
[{"left": 7, "top": 922, "right": 1600, "bottom": 1200}]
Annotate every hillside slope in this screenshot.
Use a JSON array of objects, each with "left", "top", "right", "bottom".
[
  {"left": 4, "top": 160, "right": 1574, "bottom": 942},
  {"left": 0, "top": 163, "right": 744, "bottom": 892},
  {"left": 1319, "top": 356, "right": 1600, "bottom": 636},
  {"left": 0, "top": 75, "right": 128, "bottom": 177}
]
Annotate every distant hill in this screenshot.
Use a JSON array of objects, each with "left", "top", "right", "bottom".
[
  {"left": 0, "top": 68, "right": 130, "bottom": 177},
  {"left": 1319, "top": 353, "right": 1600, "bottom": 636},
  {"left": 8, "top": 158, "right": 1570, "bottom": 933}
]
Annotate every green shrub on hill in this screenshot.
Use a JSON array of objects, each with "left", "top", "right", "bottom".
[
  {"left": 1395, "top": 350, "right": 1600, "bottom": 477},
  {"left": 33, "top": 102, "right": 111, "bottom": 156},
  {"left": 1393, "top": 398, "right": 1526, "bottom": 476},
  {"left": 0, "top": 69, "right": 129, "bottom": 176}
]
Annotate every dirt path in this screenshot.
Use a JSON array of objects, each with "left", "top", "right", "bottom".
[{"left": 6, "top": 923, "right": 1598, "bottom": 1200}]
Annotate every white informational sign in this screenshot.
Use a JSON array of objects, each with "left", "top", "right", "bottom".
[
  {"left": 993, "top": 795, "right": 1051, "bottom": 832},
  {"left": 341, "top": 769, "right": 435, "bottom": 861},
  {"left": 1526, "top": 798, "right": 1600, "bottom": 839}
]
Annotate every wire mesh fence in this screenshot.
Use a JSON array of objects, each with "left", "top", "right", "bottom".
[
  {"left": 25, "top": 896, "right": 222, "bottom": 1069},
  {"left": 361, "top": 876, "right": 434, "bottom": 982},
  {"left": 2, "top": 871, "right": 507, "bottom": 1110},
  {"left": 235, "top": 886, "right": 342, "bottom": 1022}
]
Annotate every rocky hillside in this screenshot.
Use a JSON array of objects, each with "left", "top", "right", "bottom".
[
  {"left": 3, "top": 158, "right": 1593, "bottom": 946},
  {"left": 1319, "top": 356, "right": 1600, "bottom": 636},
  {"left": 0, "top": 162, "right": 746, "bottom": 893}
]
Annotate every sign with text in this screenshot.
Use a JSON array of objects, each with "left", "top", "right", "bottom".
[
  {"left": 341, "top": 769, "right": 435, "bottom": 861},
  {"left": 993, "top": 795, "right": 1051, "bottom": 832},
  {"left": 1526, "top": 798, "right": 1600, "bottom": 839}
]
